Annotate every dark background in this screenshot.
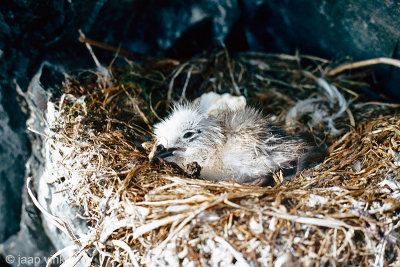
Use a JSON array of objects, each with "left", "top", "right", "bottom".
[{"left": 0, "top": 0, "right": 399, "bottom": 265}]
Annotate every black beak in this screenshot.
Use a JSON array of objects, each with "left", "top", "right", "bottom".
[{"left": 152, "top": 144, "right": 177, "bottom": 160}]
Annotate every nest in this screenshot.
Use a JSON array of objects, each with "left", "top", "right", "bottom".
[{"left": 34, "top": 48, "right": 400, "bottom": 266}]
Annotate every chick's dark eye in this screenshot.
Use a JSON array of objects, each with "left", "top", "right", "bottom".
[{"left": 183, "top": 132, "right": 194, "bottom": 139}]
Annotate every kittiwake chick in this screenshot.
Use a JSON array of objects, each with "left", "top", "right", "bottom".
[{"left": 151, "top": 102, "right": 319, "bottom": 186}]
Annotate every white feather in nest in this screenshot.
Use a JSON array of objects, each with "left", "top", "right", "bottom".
[
  {"left": 285, "top": 78, "right": 348, "bottom": 136},
  {"left": 193, "top": 91, "right": 247, "bottom": 115}
]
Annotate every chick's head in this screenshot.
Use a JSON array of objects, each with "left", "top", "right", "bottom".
[{"left": 152, "top": 103, "right": 222, "bottom": 168}]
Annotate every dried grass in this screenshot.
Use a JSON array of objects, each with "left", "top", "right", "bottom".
[{"left": 37, "top": 49, "right": 400, "bottom": 266}]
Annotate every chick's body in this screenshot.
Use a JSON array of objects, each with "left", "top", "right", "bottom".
[{"left": 153, "top": 103, "right": 312, "bottom": 185}]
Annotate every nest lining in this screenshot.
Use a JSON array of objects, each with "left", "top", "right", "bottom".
[{"left": 37, "top": 50, "right": 400, "bottom": 266}]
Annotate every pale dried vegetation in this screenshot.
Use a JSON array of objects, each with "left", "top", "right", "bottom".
[{"left": 39, "top": 49, "right": 400, "bottom": 266}]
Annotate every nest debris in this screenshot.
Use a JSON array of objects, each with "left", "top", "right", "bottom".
[{"left": 34, "top": 49, "right": 400, "bottom": 266}]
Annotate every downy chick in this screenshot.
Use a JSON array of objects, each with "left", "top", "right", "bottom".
[{"left": 151, "top": 102, "right": 319, "bottom": 186}]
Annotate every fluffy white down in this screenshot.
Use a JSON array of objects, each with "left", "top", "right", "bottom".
[{"left": 153, "top": 102, "right": 308, "bottom": 184}]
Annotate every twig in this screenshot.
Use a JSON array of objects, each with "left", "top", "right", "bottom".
[
  {"left": 224, "top": 48, "right": 241, "bottom": 95},
  {"left": 123, "top": 89, "right": 151, "bottom": 129},
  {"left": 79, "top": 30, "right": 105, "bottom": 72},
  {"left": 107, "top": 44, "right": 122, "bottom": 70},
  {"left": 354, "top": 102, "right": 400, "bottom": 109},
  {"left": 149, "top": 92, "right": 162, "bottom": 120},
  {"left": 46, "top": 245, "right": 78, "bottom": 267},
  {"left": 239, "top": 51, "right": 330, "bottom": 63},
  {"left": 110, "top": 240, "right": 140, "bottom": 267},
  {"left": 263, "top": 209, "right": 355, "bottom": 229},
  {"left": 179, "top": 65, "right": 193, "bottom": 102},
  {"left": 167, "top": 63, "right": 188, "bottom": 101},
  {"left": 131, "top": 214, "right": 186, "bottom": 239},
  {"left": 79, "top": 35, "right": 180, "bottom": 66},
  {"left": 346, "top": 108, "right": 355, "bottom": 127},
  {"left": 328, "top": 57, "right": 400, "bottom": 76},
  {"left": 26, "top": 177, "right": 80, "bottom": 244},
  {"left": 215, "top": 236, "right": 250, "bottom": 267}
]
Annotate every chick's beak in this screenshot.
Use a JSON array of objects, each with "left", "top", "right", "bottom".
[{"left": 150, "top": 144, "right": 177, "bottom": 161}]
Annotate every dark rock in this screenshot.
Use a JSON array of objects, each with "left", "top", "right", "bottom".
[
  {"left": 2, "top": 64, "right": 86, "bottom": 267},
  {"left": 0, "top": 87, "right": 27, "bottom": 242},
  {"left": 0, "top": 64, "right": 62, "bottom": 266},
  {"left": 240, "top": 0, "right": 400, "bottom": 99},
  {"left": 89, "top": 0, "right": 240, "bottom": 58},
  {"left": 0, "top": 255, "right": 10, "bottom": 267},
  {"left": 1, "top": 183, "right": 56, "bottom": 267},
  {"left": 245, "top": 0, "right": 400, "bottom": 59}
]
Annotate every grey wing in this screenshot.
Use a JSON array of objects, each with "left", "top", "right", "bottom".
[
  {"left": 227, "top": 107, "right": 310, "bottom": 171},
  {"left": 214, "top": 107, "right": 319, "bottom": 179}
]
